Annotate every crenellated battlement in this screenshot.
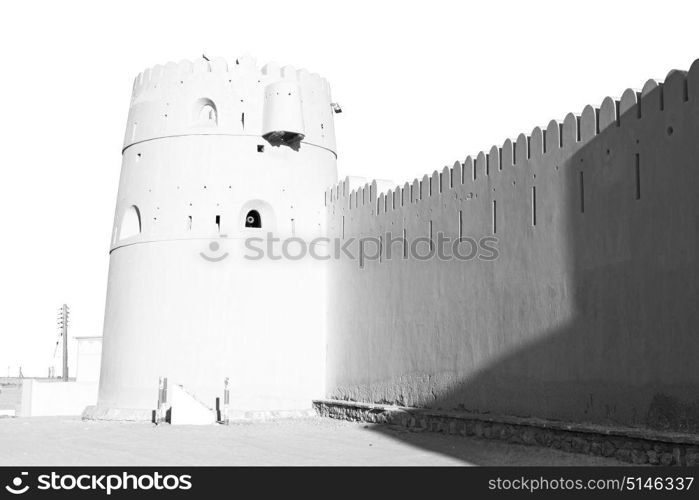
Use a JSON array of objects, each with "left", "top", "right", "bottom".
[
  {"left": 131, "top": 55, "right": 331, "bottom": 101},
  {"left": 326, "top": 61, "right": 699, "bottom": 231},
  {"left": 123, "top": 55, "right": 337, "bottom": 154}
]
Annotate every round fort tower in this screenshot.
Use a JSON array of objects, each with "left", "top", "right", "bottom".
[{"left": 90, "top": 55, "right": 338, "bottom": 418}]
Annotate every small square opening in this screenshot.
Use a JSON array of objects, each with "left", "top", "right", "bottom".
[{"left": 257, "top": 145, "right": 265, "bottom": 153}]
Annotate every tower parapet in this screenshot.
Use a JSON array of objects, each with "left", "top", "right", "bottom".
[
  {"left": 110, "top": 55, "right": 338, "bottom": 251},
  {"left": 124, "top": 55, "right": 336, "bottom": 154}
]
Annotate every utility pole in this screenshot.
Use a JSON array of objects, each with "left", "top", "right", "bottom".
[{"left": 57, "top": 304, "right": 70, "bottom": 381}]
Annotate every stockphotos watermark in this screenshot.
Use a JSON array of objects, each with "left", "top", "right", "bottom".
[
  {"left": 238, "top": 231, "right": 499, "bottom": 266},
  {"left": 4, "top": 471, "right": 192, "bottom": 495}
]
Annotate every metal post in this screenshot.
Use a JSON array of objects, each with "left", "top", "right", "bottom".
[
  {"left": 61, "top": 304, "right": 69, "bottom": 381},
  {"left": 223, "top": 377, "right": 230, "bottom": 424},
  {"left": 156, "top": 376, "right": 169, "bottom": 424}
]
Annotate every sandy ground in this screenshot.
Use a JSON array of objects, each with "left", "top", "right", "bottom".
[{"left": 0, "top": 416, "right": 626, "bottom": 466}]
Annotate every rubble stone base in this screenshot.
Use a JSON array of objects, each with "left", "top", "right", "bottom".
[{"left": 313, "top": 399, "right": 699, "bottom": 466}]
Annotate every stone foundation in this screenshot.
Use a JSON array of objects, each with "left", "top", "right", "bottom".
[{"left": 313, "top": 399, "right": 699, "bottom": 466}]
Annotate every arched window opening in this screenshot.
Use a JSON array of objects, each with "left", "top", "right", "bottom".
[
  {"left": 199, "top": 104, "right": 216, "bottom": 123},
  {"left": 200, "top": 104, "right": 217, "bottom": 123},
  {"left": 194, "top": 98, "right": 218, "bottom": 126},
  {"left": 245, "top": 210, "right": 261, "bottom": 228},
  {"left": 119, "top": 205, "right": 141, "bottom": 241}
]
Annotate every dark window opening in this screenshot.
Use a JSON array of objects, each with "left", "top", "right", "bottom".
[
  {"left": 245, "top": 210, "right": 262, "bottom": 228},
  {"left": 257, "top": 144, "right": 264, "bottom": 153}
]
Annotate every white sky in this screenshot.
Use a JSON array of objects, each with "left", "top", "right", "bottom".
[{"left": 1, "top": 0, "right": 698, "bottom": 376}]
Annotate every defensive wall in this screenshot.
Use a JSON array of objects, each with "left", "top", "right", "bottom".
[{"left": 324, "top": 61, "right": 699, "bottom": 436}]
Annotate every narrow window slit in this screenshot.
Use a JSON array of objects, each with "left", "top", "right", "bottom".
[
  {"left": 659, "top": 86, "right": 665, "bottom": 111},
  {"left": 635, "top": 153, "right": 641, "bottom": 200},
  {"left": 542, "top": 130, "right": 547, "bottom": 154},
  {"left": 532, "top": 186, "right": 537, "bottom": 226},
  {"left": 558, "top": 123, "right": 563, "bottom": 148},
  {"left": 403, "top": 228, "right": 408, "bottom": 259},
  {"left": 576, "top": 116, "right": 581, "bottom": 142},
  {"left": 492, "top": 200, "right": 497, "bottom": 234},
  {"left": 429, "top": 220, "right": 434, "bottom": 252}
]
